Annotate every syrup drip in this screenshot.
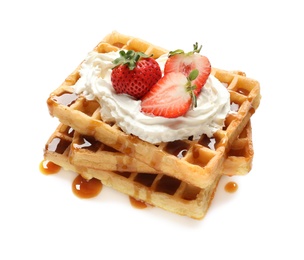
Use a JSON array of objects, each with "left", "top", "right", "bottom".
[
  {"left": 129, "top": 196, "right": 148, "bottom": 209},
  {"left": 72, "top": 175, "right": 103, "bottom": 199},
  {"left": 40, "top": 161, "right": 149, "bottom": 210},
  {"left": 224, "top": 181, "right": 238, "bottom": 193},
  {"left": 39, "top": 159, "right": 61, "bottom": 175}
]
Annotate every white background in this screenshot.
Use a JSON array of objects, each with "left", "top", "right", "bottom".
[{"left": 1, "top": 1, "right": 303, "bottom": 259}]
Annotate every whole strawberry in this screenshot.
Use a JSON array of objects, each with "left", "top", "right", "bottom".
[{"left": 111, "top": 50, "right": 162, "bottom": 99}]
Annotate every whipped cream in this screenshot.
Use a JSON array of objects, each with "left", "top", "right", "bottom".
[{"left": 73, "top": 50, "right": 230, "bottom": 144}]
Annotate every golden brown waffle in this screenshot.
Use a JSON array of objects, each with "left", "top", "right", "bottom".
[
  {"left": 70, "top": 121, "right": 253, "bottom": 176},
  {"left": 47, "top": 31, "right": 261, "bottom": 189},
  {"left": 43, "top": 121, "right": 253, "bottom": 219}
]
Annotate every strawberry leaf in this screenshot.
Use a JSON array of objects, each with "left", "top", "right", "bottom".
[
  {"left": 188, "top": 69, "right": 198, "bottom": 81},
  {"left": 113, "top": 50, "right": 152, "bottom": 70},
  {"left": 186, "top": 69, "right": 199, "bottom": 108},
  {"left": 192, "top": 42, "right": 202, "bottom": 54},
  {"left": 168, "top": 43, "right": 203, "bottom": 57},
  {"left": 168, "top": 49, "right": 185, "bottom": 57}
]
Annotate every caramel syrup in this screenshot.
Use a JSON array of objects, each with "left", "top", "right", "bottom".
[
  {"left": 40, "top": 161, "right": 149, "bottom": 210},
  {"left": 129, "top": 196, "right": 148, "bottom": 209},
  {"left": 39, "top": 159, "right": 61, "bottom": 175},
  {"left": 74, "top": 135, "right": 101, "bottom": 152},
  {"left": 164, "top": 140, "right": 190, "bottom": 158},
  {"left": 72, "top": 175, "right": 103, "bottom": 199},
  {"left": 224, "top": 181, "right": 238, "bottom": 193},
  {"left": 237, "top": 88, "right": 250, "bottom": 96}
]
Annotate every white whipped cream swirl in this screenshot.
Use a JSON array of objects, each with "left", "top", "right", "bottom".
[{"left": 73, "top": 51, "right": 230, "bottom": 144}]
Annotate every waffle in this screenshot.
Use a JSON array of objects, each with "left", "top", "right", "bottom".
[
  {"left": 46, "top": 31, "right": 261, "bottom": 189},
  {"left": 43, "top": 120, "right": 253, "bottom": 219},
  {"left": 69, "top": 121, "right": 253, "bottom": 177}
]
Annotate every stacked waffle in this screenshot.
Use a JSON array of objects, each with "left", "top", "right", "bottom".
[{"left": 43, "top": 31, "right": 261, "bottom": 219}]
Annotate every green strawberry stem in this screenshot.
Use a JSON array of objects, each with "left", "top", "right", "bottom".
[
  {"left": 112, "top": 50, "right": 152, "bottom": 70},
  {"left": 168, "top": 42, "right": 202, "bottom": 57},
  {"left": 186, "top": 69, "right": 199, "bottom": 108}
]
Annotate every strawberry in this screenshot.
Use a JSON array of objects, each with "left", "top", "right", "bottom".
[
  {"left": 164, "top": 43, "right": 211, "bottom": 95},
  {"left": 141, "top": 70, "right": 199, "bottom": 118},
  {"left": 111, "top": 50, "right": 162, "bottom": 99}
]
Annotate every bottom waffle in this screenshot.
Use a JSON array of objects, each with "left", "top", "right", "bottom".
[
  {"left": 69, "top": 121, "right": 253, "bottom": 177},
  {"left": 43, "top": 120, "right": 253, "bottom": 219}
]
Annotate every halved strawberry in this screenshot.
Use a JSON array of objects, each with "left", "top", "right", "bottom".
[
  {"left": 141, "top": 70, "right": 199, "bottom": 118},
  {"left": 111, "top": 50, "right": 162, "bottom": 99},
  {"left": 164, "top": 43, "right": 211, "bottom": 96}
]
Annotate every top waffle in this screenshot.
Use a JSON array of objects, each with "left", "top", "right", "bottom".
[{"left": 47, "top": 31, "right": 261, "bottom": 189}]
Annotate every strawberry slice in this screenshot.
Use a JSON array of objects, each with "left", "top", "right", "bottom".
[
  {"left": 164, "top": 43, "right": 211, "bottom": 96},
  {"left": 141, "top": 70, "right": 199, "bottom": 118}
]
